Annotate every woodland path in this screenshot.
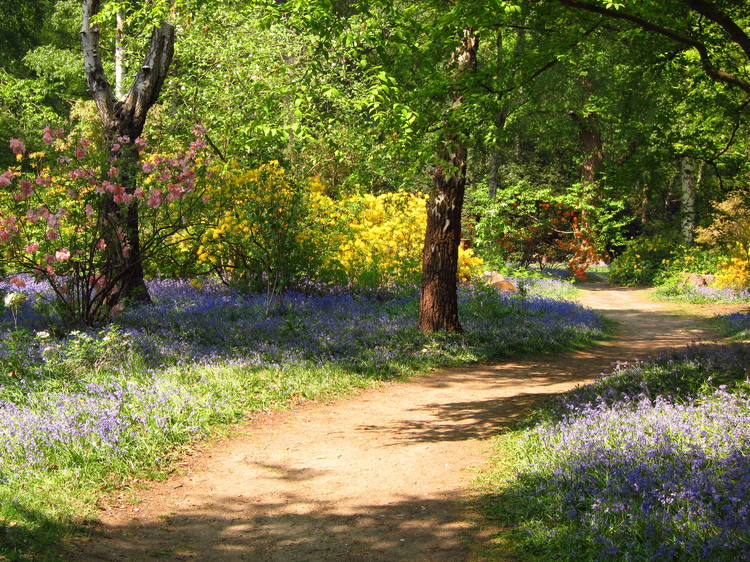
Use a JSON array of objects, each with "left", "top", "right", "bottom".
[{"left": 71, "top": 284, "right": 731, "bottom": 561}]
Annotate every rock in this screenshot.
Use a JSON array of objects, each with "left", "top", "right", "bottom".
[
  {"left": 678, "top": 273, "right": 716, "bottom": 288},
  {"left": 484, "top": 272, "right": 518, "bottom": 294}
]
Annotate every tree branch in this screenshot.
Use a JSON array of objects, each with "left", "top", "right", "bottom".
[
  {"left": 683, "top": 0, "right": 750, "bottom": 61},
  {"left": 558, "top": 0, "right": 750, "bottom": 95},
  {"left": 81, "top": 0, "right": 116, "bottom": 128},
  {"left": 121, "top": 22, "right": 175, "bottom": 137},
  {"left": 81, "top": 0, "right": 175, "bottom": 139},
  {"left": 482, "top": 21, "right": 602, "bottom": 98}
]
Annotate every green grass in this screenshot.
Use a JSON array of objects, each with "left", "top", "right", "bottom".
[
  {"left": 477, "top": 344, "right": 750, "bottom": 561},
  {"left": 0, "top": 285, "right": 608, "bottom": 560}
]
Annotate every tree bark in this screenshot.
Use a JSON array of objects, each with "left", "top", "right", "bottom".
[
  {"left": 81, "top": 0, "right": 175, "bottom": 303},
  {"left": 419, "top": 30, "right": 478, "bottom": 334},
  {"left": 568, "top": 76, "right": 604, "bottom": 236},
  {"left": 115, "top": 12, "right": 125, "bottom": 100},
  {"left": 568, "top": 76, "right": 604, "bottom": 187},
  {"left": 679, "top": 156, "right": 703, "bottom": 242}
]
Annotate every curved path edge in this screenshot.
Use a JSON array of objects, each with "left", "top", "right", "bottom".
[{"left": 71, "top": 285, "right": 732, "bottom": 561}]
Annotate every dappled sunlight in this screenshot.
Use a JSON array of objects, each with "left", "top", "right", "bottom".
[{"left": 75, "top": 493, "right": 480, "bottom": 561}]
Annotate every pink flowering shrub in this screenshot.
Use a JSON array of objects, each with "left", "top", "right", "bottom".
[{"left": 0, "top": 126, "right": 211, "bottom": 325}]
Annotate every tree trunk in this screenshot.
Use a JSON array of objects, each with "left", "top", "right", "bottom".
[
  {"left": 568, "top": 77, "right": 604, "bottom": 236},
  {"left": 81, "top": 0, "right": 175, "bottom": 303},
  {"left": 679, "top": 156, "right": 702, "bottom": 243},
  {"left": 568, "top": 88, "right": 604, "bottom": 187},
  {"left": 419, "top": 30, "right": 478, "bottom": 334},
  {"left": 487, "top": 110, "right": 507, "bottom": 201},
  {"left": 488, "top": 30, "right": 510, "bottom": 201},
  {"left": 115, "top": 12, "right": 125, "bottom": 100}
]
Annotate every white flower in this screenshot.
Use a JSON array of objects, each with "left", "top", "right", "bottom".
[
  {"left": 42, "top": 345, "right": 59, "bottom": 361},
  {"left": 4, "top": 292, "right": 27, "bottom": 308},
  {"left": 35, "top": 331, "right": 50, "bottom": 340}
]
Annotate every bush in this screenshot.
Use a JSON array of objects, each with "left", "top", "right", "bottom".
[
  {"left": 0, "top": 128, "right": 210, "bottom": 325},
  {"left": 473, "top": 182, "right": 601, "bottom": 279},
  {"left": 696, "top": 193, "right": 750, "bottom": 289},
  {"left": 190, "top": 161, "right": 327, "bottom": 292},
  {"left": 609, "top": 234, "right": 721, "bottom": 286},
  {"left": 316, "top": 190, "right": 484, "bottom": 287}
]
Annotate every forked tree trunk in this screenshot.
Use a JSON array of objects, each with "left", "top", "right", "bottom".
[
  {"left": 81, "top": 0, "right": 175, "bottom": 303},
  {"left": 419, "top": 30, "right": 478, "bottom": 333}
]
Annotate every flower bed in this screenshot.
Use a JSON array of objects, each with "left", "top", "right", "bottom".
[
  {"left": 487, "top": 344, "right": 750, "bottom": 560},
  {"left": 0, "top": 277, "right": 605, "bottom": 558}
]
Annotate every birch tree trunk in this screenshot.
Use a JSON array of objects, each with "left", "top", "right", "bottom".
[
  {"left": 81, "top": 0, "right": 175, "bottom": 303},
  {"left": 115, "top": 12, "right": 125, "bottom": 100},
  {"left": 419, "top": 29, "right": 478, "bottom": 333}
]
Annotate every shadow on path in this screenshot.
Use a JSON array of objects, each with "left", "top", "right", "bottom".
[
  {"left": 76, "top": 492, "right": 485, "bottom": 561},
  {"left": 70, "top": 285, "right": 721, "bottom": 561}
]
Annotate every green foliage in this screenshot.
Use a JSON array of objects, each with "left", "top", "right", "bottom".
[
  {"left": 482, "top": 344, "right": 750, "bottom": 560},
  {"left": 609, "top": 235, "right": 722, "bottom": 286}
]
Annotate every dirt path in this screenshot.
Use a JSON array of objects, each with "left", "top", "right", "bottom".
[{"left": 72, "top": 285, "right": 728, "bottom": 561}]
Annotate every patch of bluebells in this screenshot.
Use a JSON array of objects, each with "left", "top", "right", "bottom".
[
  {"left": 0, "top": 274, "right": 55, "bottom": 330},
  {"left": 0, "top": 276, "right": 604, "bottom": 482},
  {"left": 508, "top": 277, "right": 578, "bottom": 300},
  {"left": 721, "top": 311, "right": 750, "bottom": 339},
  {"left": 0, "top": 378, "right": 222, "bottom": 477},
  {"left": 495, "top": 344, "right": 750, "bottom": 560},
  {"left": 546, "top": 343, "right": 750, "bottom": 418},
  {"left": 658, "top": 284, "right": 750, "bottom": 304},
  {"left": 111, "top": 279, "right": 602, "bottom": 371}
]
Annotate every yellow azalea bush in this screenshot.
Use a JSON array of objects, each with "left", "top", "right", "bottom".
[
  {"left": 716, "top": 252, "right": 750, "bottom": 289},
  {"left": 315, "top": 191, "right": 484, "bottom": 286},
  {"left": 191, "top": 160, "right": 328, "bottom": 291},
  {"left": 696, "top": 194, "right": 750, "bottom": 289},
  {"left": 177, "top": 161, "right": 484, "bottom": 289}
]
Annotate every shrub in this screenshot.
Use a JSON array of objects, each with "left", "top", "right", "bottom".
[
  {"left": 609, "top": 235, "right": 721, "bottom": 287},
  {"left": 696, "top": 193, "right": 750, "bottom": 289},
  {"left": 191, "top": 161, "right": 327, "bottom": 292},
  {"left": 473, "top": 183, "right": 601, "bottom": 279},
  {"left": 317, "top": 190, "right": 484, "bottom": 287},
  {"left": 717, "top": 255, "right": 750, "bottom": 289},
  {"left": 0, "top": 127, "right": 210, "bottom": 325}
]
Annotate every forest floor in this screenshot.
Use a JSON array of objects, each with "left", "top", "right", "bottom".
[{"left": 69, "top": 284, "right": 741, "bottom": 561}]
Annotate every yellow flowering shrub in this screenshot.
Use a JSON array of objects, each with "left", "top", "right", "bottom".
[
  {"left": 315, "top": 191, "right": 484, "bottom": 286},
  {"left": 696, "top": 194, "right": 750, "bottom": 289},
  {"left": 165, "top": 160, "right": 483, "bottom": 289},
  {"left": 716, "top": 252, "right": 750, "bottom": 289},
  {"left": 194, "top": 161, "right": 327, "bottom": 291}
]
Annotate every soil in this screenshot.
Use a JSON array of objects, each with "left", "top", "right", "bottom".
[{"left": 69, "top": 284, "right": 741, "bottom": 561}]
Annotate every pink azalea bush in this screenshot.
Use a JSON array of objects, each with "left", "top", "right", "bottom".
[{"left": 0, "top": 126, "right": 211, "bottom": 325}]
